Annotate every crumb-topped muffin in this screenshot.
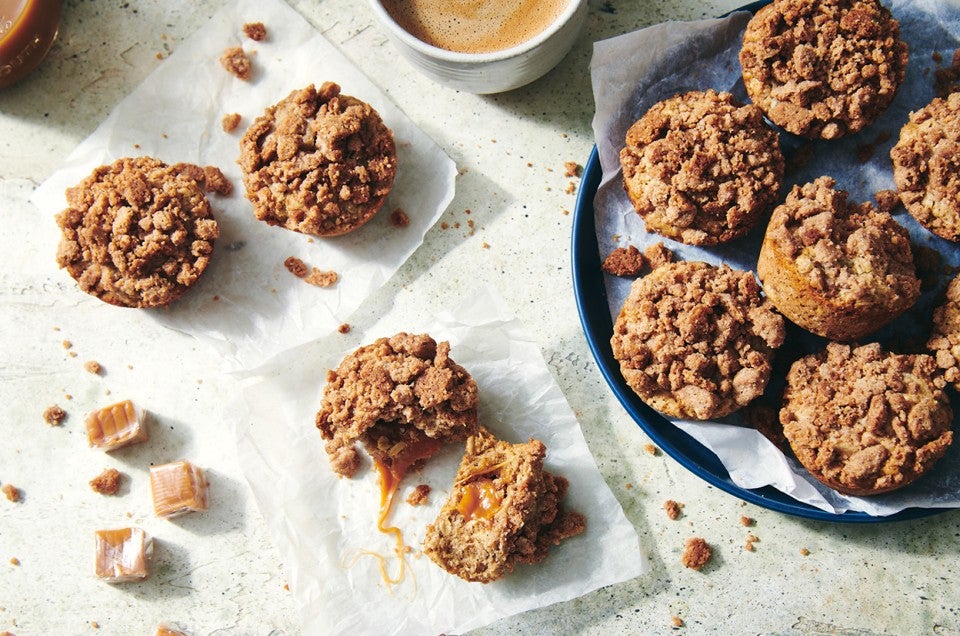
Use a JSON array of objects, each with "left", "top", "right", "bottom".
[
  {"left": 611, "top": 261, "right": 786, "bottom": 420},
  {"left": 423, "top": 428, "right": 585, "bottom": 583},
  {"left": 619, "top": 89, "right": 784, "bottom": 245},
  {"left": 239, "top": 82, "right": 397, "bottom": 237},
  {"left": 739, "top": 0, "right": 908, "bottom": 140},
  {"left": 781, "top": 342, "right": 953, "bottom": 496},
  {"left": 55, "top": 156, "right": 219, "bottom": 308},
  {"left": 757, "top": 176, "right": 920, "bottom": 341},
  {"left": 927, "top": 272, "right": 960, "bottom": 391},
  {"left": 890, "top": 92, "right": 960, "bottom": 242},
  {"left": 315, "top": 333, "right": 478, "bottom": 478}
]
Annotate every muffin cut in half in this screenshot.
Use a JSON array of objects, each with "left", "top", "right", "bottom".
[{"left": 423, "top": 428, "right": 585, "bottom": 583}]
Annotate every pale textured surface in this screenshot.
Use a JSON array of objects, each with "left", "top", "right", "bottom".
[{"left": 1, "top": 1, "right": 959, "bottom": 635}]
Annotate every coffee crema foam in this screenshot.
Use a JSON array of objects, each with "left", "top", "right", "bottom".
[{"left": 379, "top": 0, "right": 569, "bottom": 54}]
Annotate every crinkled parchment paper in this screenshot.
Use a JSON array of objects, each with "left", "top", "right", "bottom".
[
  {"left": 590, "top": 0, "right": 960, "bottom": 516},
  {"left": 228, "top": 285, "right": 646, "bottom": 635},
  {"left": 31, "top": 0, "right": 456, "bottom": 371}
]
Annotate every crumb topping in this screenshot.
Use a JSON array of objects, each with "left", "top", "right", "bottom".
[
  {"left": 220, "top": 46, "right": 252, "bottom": 80},
  {"left": 239, "top": 82, "right": 397, "bottom": 237},
  {"left": 764, "top": 176, "right": 918, "bottom": 307},
  {"left": 739, "top": 0, "right": 908, "bottom": 139},
  {"left": 927, "top": 273, "right": 960, "bottom": 390},
  {"left": 55, "top": 157, "right": 219, "bottom": 308},
  {"left": 620, "top": 89, "right": 783, "bottom": 245},
  {"left": 890, "top": 92, "right": 960, "bottom": 241},
  {"left": 611, "top": 261, "right": 785, "bottom": 420},
  {"left": 781, "top": 342, "right": 953, "bottom": 495}
]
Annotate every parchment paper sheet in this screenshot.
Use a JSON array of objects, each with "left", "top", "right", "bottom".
[
  {"left": 31, "top": 0, "right": 457, "bottom": 371},
  {"left": 229, "top": 285, "right": 647, "bottom": 635},
  {"left": 590, "top": 0, "right": 960, "bottom": 515}
]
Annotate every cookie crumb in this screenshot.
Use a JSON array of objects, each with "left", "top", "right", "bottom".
[
  {"left": 304, "top": 268, "right": 338, "bottom": 288},
  {"left": 90, "top": 621, "right": 99, "bottom": 629},
  {"left": 9, "top": 557, "right": 19, "bottom": 566},
  {"left": 390, "top": 208, "right": 410, "bottom": 228},
  {"left": 481, "top": 242, "right": 491, "bottom": 249},
  {"left": 284, "top": 256, "right": 309, "bottom": 278},
  {"left": 643, "top": 241, "right": 675, "bottom": 270},
  {"left": 934, "top": 48, "right": 960, "bottom": 97},
  {"left": 663, "top": 499, "right": 684, "bottom": 520},
  {"left": 800, "top": 547, "right": 810, "bottom": 556},
  {"left": 338, "top": 323, "right": 351, "bottom": 334},
  {"left": 61, "top": 339, "right": 72, "bottom": 350},
  {"left": 681, "top": 537, "right": 712, "bottom": 570},
  {"left": 671, "top": 615, "right": 685, "bottom": 628},
  {"left": 89, "top": 468, "right": 122, "bottom": 496},
  {"left": 203, "top": 166, "right": 233, "bottom": 196},
  {"left": 874, "top": 189, "right": 900, "bottom": 214},
  {"left": 84, "top": 360, "right": 102, "bottom": 375},
  {"left": 243, "top": 21, "right": 267, "bottom": 41},
  {"left": 220, "top": 46, "right": 252, "bottom": 80},
  {"left": 602, "top": 245, "right": 646, "bottom": 277},
  {"left": 222, "top": 112, "right": 241, "bottom": 133},
  {"left": 43, "top": 405, "right": 66, "bottom": 426},
  {"left": 739, "top": 515, "right": 755, "bottom": 527},
  {"left": 2, "top": 484, "right": 21, "bottom": 503},
  {"left": 643, "top": 443, "right": 659, "bottom": 455},
  {"left": 405, "top": 484, "right": 431, "bottom": 506},
  {"left": 564, "top": 181, "right": 577, "bottom": 195},
  {"left": 563, "top": 161, "right": 581, "bottom": 178},
  {"left": 744, "top": 532, "right": 759, "bottom": 552}
]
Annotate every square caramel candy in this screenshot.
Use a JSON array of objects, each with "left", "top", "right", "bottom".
[
  {"left": 94, "top": 527, "right": 152, "bottom": 582},
  {"left": 150, "top": 460, "right": 208, "bottom": 518},
  {"left": 85, "top": 399, "right": 148, "bottom": 450}
]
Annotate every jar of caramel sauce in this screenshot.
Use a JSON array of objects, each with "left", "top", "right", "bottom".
[{"left": 0, "top": 0, "right": 60, "bottom": 89}]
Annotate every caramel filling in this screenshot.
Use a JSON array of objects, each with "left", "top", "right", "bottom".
[
  {"left": 367, "top": 434, "right": 444, "bottom": 587},
  {"left": 455, "top": 477, "right": 503, "bottom": 522}
]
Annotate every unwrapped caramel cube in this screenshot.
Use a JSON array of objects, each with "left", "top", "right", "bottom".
[
  {"left": 94, "top": 527, "right": 152, "bottom": 582},
  {"left": 150, "top": 460, "right": 208, "bottom": 518},
  {"left": 85, "top": 399, "right": 148, "bottom": 450}
]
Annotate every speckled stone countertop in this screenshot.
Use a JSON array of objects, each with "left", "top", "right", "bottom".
[{"left": 2, "top": 0, "right": 959, "bottom": 634}]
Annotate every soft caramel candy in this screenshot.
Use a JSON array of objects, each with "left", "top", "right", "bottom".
[
  {"left": 150, "top": 460, "right": 208, "bottom": 518},
  {"left": 94, "top": 527, "right": 152, "bottom": 582},
  {"left": 85, "top": 400, "right": 148, "bottom": 450}
]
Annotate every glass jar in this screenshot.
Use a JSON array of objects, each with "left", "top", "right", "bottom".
[{"left": 0, "top": 0, "right": 61, "bottom": 89}]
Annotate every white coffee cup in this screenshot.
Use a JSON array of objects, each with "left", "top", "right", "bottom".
[{"left": 367, "top": 0, "right": 588, "bottom": 94}]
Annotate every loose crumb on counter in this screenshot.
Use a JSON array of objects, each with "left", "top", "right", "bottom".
[
  {"left": 338, "top": 323, "right": 351, "bottom": 334},
  {"left": 671, "top": 615, "right": 685, "bottom": 628},
  {"left": 564, "top": 161, "right": 581, "bottom": 177},
  {"left": 43, "top": 405, "right": 66, "bottom": 426},
  {"left": 744, "top": 533, "right": 759, "bottom": 552},
  {"left": 89, "top": 468, "right": 122, "bottom": 496},
  {"left": 2, "top": 484, "right": 21, "bottom": 503},
  {"left": 740, "top": 515, "right": 755, "bottom": 527},
  {"left": 644, "top": 443, "right": 659, "bottom": 456},
  {"left": 84, "top": 360, "right": 102, "bottom": 375},
  {"left": 9, "top": 557, "right": 19, "bottom": 566},
  {"left": 681, "top": 537, "right": 712, "bottom": 570},
  {"left": 61, "top": 339, "right": 72, "bottom": 350},
  {"left": 663, "top": 499, "right": 684, "bottom": 520},
  {"left": 800, "top": 547, "right": 810, "bottom": 556}
]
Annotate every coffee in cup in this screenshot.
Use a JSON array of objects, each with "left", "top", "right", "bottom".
[{"left": 378, "top": 0, "right": 570, "bottom": 54}]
